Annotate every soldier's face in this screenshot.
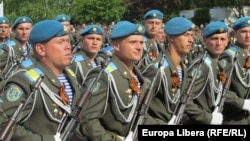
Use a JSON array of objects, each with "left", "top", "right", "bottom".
[
  {"left": 204, "top": 33, "right": 229, "bottom": 58},
  {"left": 144, "top": 19, "right": 163, "bottom": 37},
  {"left": 81, "top": 34, "right": 103, "bottom": 56},
  {"left": 0, "top": 23, "right": 10, "bottom": 39},
  {"left": 234, "top": 27, "right": 250, "bottom": 48},
  {"left": 13, "top": 23, "right": 32, "bottom": 43},
  {"left": 113, "top": 35, "right": 144, "bottom": 63}
]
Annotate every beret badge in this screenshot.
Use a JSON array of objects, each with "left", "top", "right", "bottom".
[
  {"left": 63, "top": 25, "right": 67, "bottom": 32},
  {"left": 2, "top": 20, "right": 5, "bottom": 23},
  {"left": 248, "top": 20, "right": 250, "bottom": 25},
  {"left": 219, "top": 28, "right": 224, "bottom": 32},
  {"left": 137, "top": 26, "right": 143, "bottom": 33},
  {"left": 152, "top": 13, "right": 157, "bottom": 18},
  {"left": 92, "top": 27, "right": 97, "bottom": 33},
  {"left": 22, "top": 18, "right": 26, "bottom": 22},
  {"left": 191, "top": 24, "right": 195, "bottom": 29}
]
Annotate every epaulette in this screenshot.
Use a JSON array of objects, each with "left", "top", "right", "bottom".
[
  {"left": 102, "top": 45, "right": 113, "bottom": 53},
  {"left": 24, "top": 68, "right": 44, "bottom": 83},
  {"left": 5, "top": 40, "right": 16, "bottom": 47},
  {"left": 65, "top": 67, "right": 76, "bottom": 77},
  {"left": 225, "top": 46, "right": 238, "bottom": 57},
  {"left": 204, "top": 56, "right": 212, "bottom": 66},
  {"left": 153, "top": 58, "right": 169, "bottom": 69},
  {"left": 21, "top": 58, "right": 33, "bottom": 68},
  {"left": 104, "top": 62, "right": 118, "bottom": 73},
  {"left": 143, "top": 36, "right": 148, "bottom": 42},
  {"left": 73, "top": 54, "right": 85, "bottom": 62}
]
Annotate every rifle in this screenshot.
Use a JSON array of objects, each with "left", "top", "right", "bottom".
[
  {"left": 0, "top": 75, "right": 44, "bottom": 141},
  {"left": 124, "top": 54, "right": 165, "bottom": 141},
  {"left": 58, "top": 53, "right": 112, "bottom": 141},
  {"left": 168, "top": 51, "right": 207, "bottom": 125},
  {"left": 217, "top": 51, "right": 238, "bottom": 113}
]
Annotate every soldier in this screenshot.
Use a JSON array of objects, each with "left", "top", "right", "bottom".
[
  {"left": 0, "top": 16, "right": 33, "bottom": 78},
  {"left": 69, "top": 24, "right": 104, "bottom": 85},
  {"left": 55, "top": 14, "right": 78, "bottom": 47},
  {"left": 0, "top": 20, "right": 83, "bottom": 141},
  {"left": 0, "top": 17, "right": 11, "bottom": 44},
  {"left": 185, "top": 21, "right": 229, "bottom": 124},
  {"left": 136, "top": 9, "right": 165, "bottom": 71},
  {"left": 147, "top": 17, "right": 195, "bottom": 124},
  {"left": 219, "top": 16, "right": 250, "bottom": 125},
  {"left": 80, "top": 21, "right": 157, "bottom": 141}
]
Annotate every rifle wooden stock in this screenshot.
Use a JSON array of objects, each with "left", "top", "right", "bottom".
[
  {"left": 59, "top": 55, "right": 112, "bottom": 141},
  {"left": 170, "top": 52, "right": 207, "bottom": 125},
  {"left": 0, "top": 75, "right": 44, "bottom": 141},
  {"left": 218, "top": 51, "right": 238, "bottom": 113},
  {"left": 124, "top": 54, "right": 165, "bottom": 141}
]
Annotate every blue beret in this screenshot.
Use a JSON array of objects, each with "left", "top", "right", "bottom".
[
  {"left": 29, "top": 20, "right": 68, "bottom": 44},
  {"left": 80, "top": 24, "right": 104, "bottom": 36},
  {"left": 164, "top": 17, "right": 194, "bottom": 35},
  {"left": 12, "top": 16, "right": 32, "bottom": 29},
  {"left": 109, "top": 21, "right": 145, "bottom": 40},
  {"left": 233, "top": 16, "right": 250, "bottom": 30},
  {"left": 55, "top": 14, "right": 71, "bottom": 22},
  {"left": 144, "top": 9, "right": 163, "bottom": 20},
  {"left": 0, "top": 17, "right": 10, "bottom": 24},
  {"left": 203, "top": 21, "right": 228, "bottom": 37}
]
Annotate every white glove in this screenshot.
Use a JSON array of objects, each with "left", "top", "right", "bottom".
[
  {"left": 168, "top": 115, "right": 177, "bottom": 125},
  {"left": 210, "top": 107, "right": 223, "bottom": 125},
  {"left": 54, "top": 132, "right": 62, "bottom": 141},
  {"left": 242, "top": 99, "right": 250, "bottom": 113}
]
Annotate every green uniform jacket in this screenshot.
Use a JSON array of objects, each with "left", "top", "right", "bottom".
[
  {"left": 147, "top": 50, "right": 190, "bottom": 124},
  {"left": 69, "top": 49, "right": 96, "bottom": 85},
  {"left": 219, "top": 45, "right": 250, "bottom": 125},
  {"left": 185, "top": 52, "right": 225, "bottom": 124},
  {"left": 0, "top": 59, "right": 83, "bottom": 141},
  {"left": 80, "top": 55, "right": 158, "bottom": 141}
]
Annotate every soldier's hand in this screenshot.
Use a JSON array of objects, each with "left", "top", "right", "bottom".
[
  {"left": 242, "top": 99, "right": 250, "bottom": 113},
  {"left": 210, "top": 107, "right": 223, "bottom": 125}
]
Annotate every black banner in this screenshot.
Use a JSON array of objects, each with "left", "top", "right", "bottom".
[{"left": 138, "top": 125, "right": 250, "bottom": 140}]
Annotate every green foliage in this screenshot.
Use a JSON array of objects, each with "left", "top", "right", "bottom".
[{"left": 192, "top": 8, "right": 210, "bottom": 26}]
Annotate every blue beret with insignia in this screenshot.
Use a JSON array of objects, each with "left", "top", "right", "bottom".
[
  {"left": 80, "top": 24, "right": 104, "bottom": 36},
  {"left": 164, "top": 17, "right": 194, "bottom": 35},
  {"left": 109, "top": 21, "right": 145, "bottom": 40},
  {"left": 29, "top": 20, "right": 68, "bottom": 44},
  {"left": 12, "top": 16, "right": 32, "bottom": 29},
  {"left": 0, "top": 17, "right": 10, "bottom": 24},
  {"left": 144, "top": 9, "right": 163, "bottom": 20},
  {"left": 233, "top": 16, "right": 250, "bottom": 30},
  {"left": 203, "top": 21, "right": 228, "bottom": 37},
  {"left": 55, "top": 14, "right": 71, "bottom": 22}
]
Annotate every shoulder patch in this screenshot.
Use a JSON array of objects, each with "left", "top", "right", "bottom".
[
  {"left": 6, "top": 85, "right": 23, "bottom": 101},
  {"left": 191, "top": 68, "right": 202, "bottom": 79},
  {"left": 85, "top": 78, "right": 101, "bottom": 93}
]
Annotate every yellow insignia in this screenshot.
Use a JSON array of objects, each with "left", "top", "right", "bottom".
[
  {"left": 22, "top": 18, "right": 26, "bottom": 22},
  {"left": 3, "top": 20, "right": 5, "bottom": 23},
  {"left": 51, "top": 79, "right": 56, "bottom": 83},
  {"left": 219, "top": 28, "right": 224, "bottom": 32},
  {"left": 152, "top": 13, "right": 157, "bottom": 17},
  {"left": 92, "top": 27, "right": 97, "bottom": 32},
  {"left": 248, "top": 20, "right": 250, "bottom": 25},
  {"left": 138, "top": 26, "right": 142, "bottom": 33},
  {"left": 6, "top": 85, "right": 23, "bottom": 101},
  {"left": 125, "top": 89, "right": 132, "bottom": 94}
]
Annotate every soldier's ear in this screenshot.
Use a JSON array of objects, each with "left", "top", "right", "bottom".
[{"left": 35, "top": 43, "right": 46, "bottom": 56}]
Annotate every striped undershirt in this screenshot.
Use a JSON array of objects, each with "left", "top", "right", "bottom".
[
  {"left": 58, "top": 74, "right": 73, "bottom": 104},
  {"left": 177, "top": 68, "right": 183, "bottom": 83}
]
